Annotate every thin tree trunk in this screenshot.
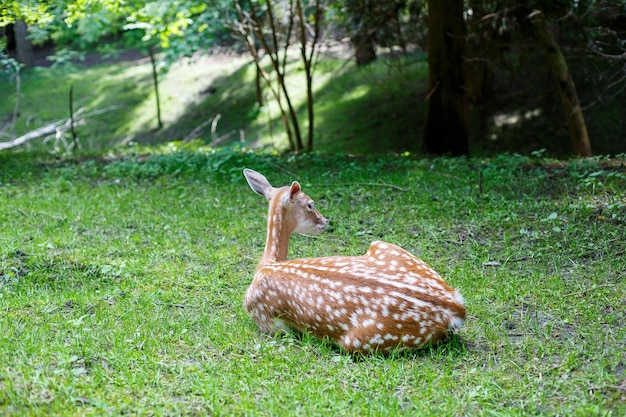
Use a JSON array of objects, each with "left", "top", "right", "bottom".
[
  {"left": 148, "top": 45, "right": 163, "bottom": 130},
  {"left": 255, "top": 65, "right": 264, "bottom": 106},
  {"left": 233, "top": 0, "right": 295, "bottom": 150},
  {"left": 353, "top": 32, "right": 377, "bottom": 66},
  {"left": 423, "top": 0, "right": 469, "bottom": 156},
  {"left": 296, "top": 0, "right": 321, "bottom": 152},
  {"left": 9, "top": 63, "right": 21, "bottom": 139},
  {"left": 265, "top": 0, "right": 304, "bottom": 151},
  {"left": 69, "top": 84, "right": 78, "bottom": 148},
  {"left": 528, "top": 10, "right": 592, "bottom": 157},
  {"left": 278, "top": 71, "right": 304, "bottom": 151},
  {"left": 14, "top": 21, "right": 34, "bottom": 69}
]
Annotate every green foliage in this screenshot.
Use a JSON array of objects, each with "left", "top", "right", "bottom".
[
  {"left": 334, "top": 0, "right": 426, "bottom": 49},
  {"left": 2, "top": 42, "right": 625, "bottom": 155},
  {"left": 57, "top": 0, "right": 124, "bottom": 47},
  {"left": 0, "top": 1, "right": 53, "bottom": 28},
  {"left": 122, "top": 0, "right": 232, "bottom": 67},
  {"left": 0, "top": 51, "right": 20, "bottom": 77},
  {"left": 0, "top": 0, "right": 230, "bottom": 74}
]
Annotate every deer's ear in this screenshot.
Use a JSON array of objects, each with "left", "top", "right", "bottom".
[
  {"left": 289, "top": 181, "right": 301, "bottom": 202},
  {"left": 243, "top": 168, "right": 273, "bottom": 200}
]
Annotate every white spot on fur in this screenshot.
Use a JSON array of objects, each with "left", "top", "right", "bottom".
[
  {"left": 453, "top": 289, "right": 465, "bottom": 306},
  {"left": 449, "top": 316, "right": 465, "bottom": 330}
]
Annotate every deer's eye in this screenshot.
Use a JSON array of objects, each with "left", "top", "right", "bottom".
[{"left": 307, "top": 202, "right": 314, "bottom": 210}]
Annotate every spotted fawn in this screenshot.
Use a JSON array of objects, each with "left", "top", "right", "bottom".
[{"left": 243, "top": 168, "right": 466, "bottom": 354}]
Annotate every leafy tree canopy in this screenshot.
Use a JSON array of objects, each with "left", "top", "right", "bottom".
[{"left": 1, "top": 0, "right": 233, "bottom": 63}]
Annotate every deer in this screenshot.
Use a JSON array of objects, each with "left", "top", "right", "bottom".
[{"left": 242, "top": 168, "right": 466, "bottom": 354}]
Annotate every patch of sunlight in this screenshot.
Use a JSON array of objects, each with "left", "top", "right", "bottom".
[
  {"left": 79, "top": 64, "right": 153, "bottom": 111},
  {"left": 120, "top": 54, "right": 250, "bottom": 140},
  {"left": 340, "top": 85, "right": 369, "bottom": 102},
  {"left": 493, "top": 108, "right": 542, "bottom": 128},
  {"left": 160, "top": 55, "right": 250, "bottom": 120},
  {"left": 490, "top": 108, "right": 542, "bottom": 140}
]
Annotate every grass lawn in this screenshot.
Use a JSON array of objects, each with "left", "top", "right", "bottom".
[{"left": 1, "top": 148, "right": 625, "bottom": 415}]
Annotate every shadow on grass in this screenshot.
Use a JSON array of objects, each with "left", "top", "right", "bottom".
[
  {"left": 134, "top": 60, "right": 263, "bottom": 147},
  {"left": 123, "top": 54, "right": 430, "bottom": 154},
  {"left": 315, "top": 59, "right": 428, "bottom": 154},
  {"left": 122, "top": 50, "right": 626, "bottom": 156},
  {"left": 264, "top": 327, "right": 467, "bottom": 361}
]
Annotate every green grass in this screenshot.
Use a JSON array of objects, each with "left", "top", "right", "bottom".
[
  {"left": 1, "top": 149, "right": 625, "bottom": 415},
  {"left": 0, "top": 51, "right": 447, "bottom": 155},
  {"left": 0, "top": 54, "right": 255, "bottom": 151}
]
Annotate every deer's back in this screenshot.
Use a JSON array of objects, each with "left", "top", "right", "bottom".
[{"left": 245, "top": 241, "right": 466, "bottom": 352}]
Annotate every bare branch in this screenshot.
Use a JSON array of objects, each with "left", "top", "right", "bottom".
[
  {"left": 0, "top": 106, "right": 120, "bottom": 151},
  {"left": 182, "top": 115, "right": 218, "bottom": 143},
  {"left": 233, "top": 0, "right": 296, "bottom": 149},
  {"left": 587, "top": 46, "right": 626, "bottom": 61}
]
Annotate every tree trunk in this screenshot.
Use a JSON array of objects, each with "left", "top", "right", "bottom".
[
  {"left": 69, "top": 84, "right": 78, "bottom": 148},
  {"left": 348, "top": 0, "right": 377, "bottom": 67},
  {"left": 255, "top": 65, "right": 264, "bottom": 106},
  {"left": 233, "top": 1, "right": 295, "bottom": 151},
  {"left": 353, "top": 32, "right": 377, "bottom": 66},
  {"left": 148, "top": 45, "right": 163, "bottom": 130},
  {"left": 528, "top": 10, "right": 592, "bottom": 157},
  {"left": 423, "top": 0, "right": 469, "bottom": 156},
  {"left": 14, "top": 21, "right": 34, "bottom": 69},
  {"left": 296, "top": 0, "right": 321, "bottom": 152}
]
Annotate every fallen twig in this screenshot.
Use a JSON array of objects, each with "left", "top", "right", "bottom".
[
  {"left": 509, "top": 256, "right": 529, "bottom": 262},
  {"left": 153, "top": 302, "right": 188, "bottom": 309},
  {"left": 183, "top": 116, "right": 216, "bottom": 143},
  {"left": 209, "top": 130, "right": 238, "bottom": 147},
  {"left": 0, "top": 105, "right": 120, "bottom": 151},
  {"left": 0, "top": 120, "right": 65, "bottom": 150}
]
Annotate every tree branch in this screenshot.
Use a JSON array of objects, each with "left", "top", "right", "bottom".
[
  {"left": 587, "top": 45, "right": 626, "bottom": 61},
  {"left": 0, "top": 106, "right": 120, "bottom": 151}
]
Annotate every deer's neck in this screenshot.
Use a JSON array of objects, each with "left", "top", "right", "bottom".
[{"left": 260, "top": 204, "right": 294, "bottom": 265}]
